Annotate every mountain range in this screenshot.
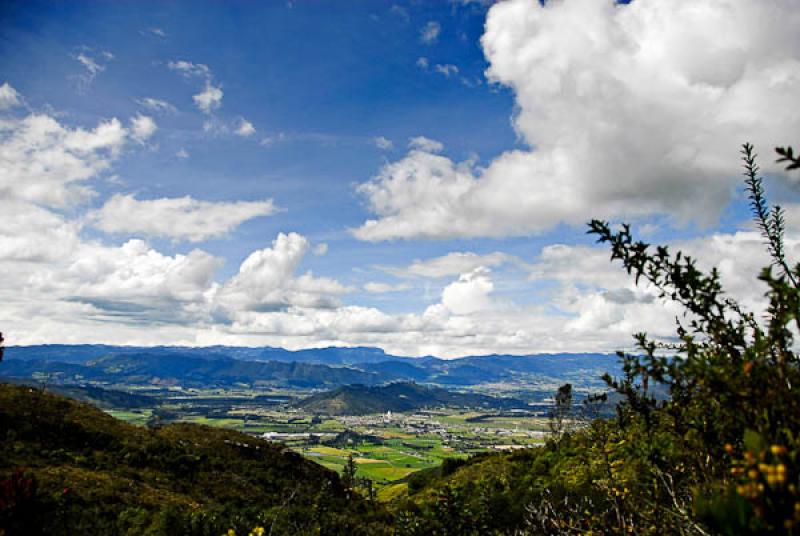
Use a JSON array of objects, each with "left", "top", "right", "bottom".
[{"left": 2, "top": 344, "right": 620, "bottom": 392}]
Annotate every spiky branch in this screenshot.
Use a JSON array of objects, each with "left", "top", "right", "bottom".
[{"left": 741, "top": 143, "right": 797, "bottom": 287}]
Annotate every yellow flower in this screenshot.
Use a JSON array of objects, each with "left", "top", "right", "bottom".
[{"left": 770, "top": 445, "right": 787, "bottom": 456}]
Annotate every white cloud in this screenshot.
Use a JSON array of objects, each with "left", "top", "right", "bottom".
[
  {"left": 89, "top": 194, "right": 277, "bottom": 242},
  {"left": 76, "top": 53, "right": 103, "bottom": 75},
  {"left": 136, "top": 97, "right": 176, "bottom": 114},
  {"left": 193, "top": 82, "right": 223, "bottom": 114},
  {"left": 313, "top": 243, "right": 329, "bottom": 256},
  {"left": 408, "top": 136, "right": 443, "bottom": 153},
  {"left": 386, "top": 251, "right": 516, "bottom": 278},
  {"left": 72, "top": 49, "right": 113, "bottom": 92},
  {"left": 416, "top": 57, "right": 429, "bottom": 69},
  {"left": 130, "top": 115, "right": 157, "bottom": 142},
  {"left": 215, "top": 233, "right": 350, "bottom": 313},
  {"left": 175, "top": 148, "right": 190, "bottom": 159},
  {"left": 168, "top": 60, "right": 223, "bottom": 114},
  {"left": 440, "top": 267, "right": 495, "bottom": 315},
  {"left": 235, "top": 118, "right": 256, "bottom": 137},
  {"left": 364, "top": 282, "right": 411, "bottom": 293},
  {"left": 434, "top": 64, "right": 459, "bottom": 77},
  {"left": 0, "top": 113, "right": 128, "bottom": 208},
  {"left": 168, "top": 60, "right": 211, "bottom": 79},
  {"left": 0, "top": 199, "right": 81, "bottom": 263},
  {"left": 146, "top": 27, "right": 166, "bottom": 38},
  {"left": 64, "top": 240, "right": 223, "bottom": 311},
  {"left": 0, "top": 82, "right": 20, "bottom": 110},
  {"left": 374, "top": 136, "right": 393, "bottom": 150},
  {"left": 353, "top": 147, "right": 475, "bottom": 241},
  {"left": 355, "top": 0, "right": 800, "bottom": 241},
  {"left": 420, "top": 21, "right": 441, "bottom": 44}
]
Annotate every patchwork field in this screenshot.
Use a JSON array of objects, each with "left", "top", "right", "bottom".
[{"left": 88, "top": 386, "right": 552, "bottom": 498}]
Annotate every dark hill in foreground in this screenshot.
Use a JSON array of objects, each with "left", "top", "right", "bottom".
[
  {"left": 295, "top": 381, "right": 528, "bottom": 415},
  {"left": 0, "top": 383, "right": 390, "bottom": 535}
]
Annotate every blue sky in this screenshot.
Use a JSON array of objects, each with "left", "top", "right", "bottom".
[{"left": 1, "top": 0, "right": 799, "bottom": 356}]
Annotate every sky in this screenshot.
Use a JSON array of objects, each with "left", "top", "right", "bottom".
[{"left": 1, "top": 0, "right": 800, "bottom": 357}]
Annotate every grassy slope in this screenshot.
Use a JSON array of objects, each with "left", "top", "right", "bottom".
[{"left": 0, "top": 383, "right": 390, "bottom": 535}]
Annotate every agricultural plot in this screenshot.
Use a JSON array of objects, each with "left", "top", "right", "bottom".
[{"left": 100, "top": 387, "right": 550, "bottom": 496}]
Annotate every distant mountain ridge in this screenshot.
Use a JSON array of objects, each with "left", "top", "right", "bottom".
[
  {"left": 4, "top": 344, "right": 397, "bottom": 365},
  {"left": 2, "top": 344, "right": 621, "bottom": 390}
]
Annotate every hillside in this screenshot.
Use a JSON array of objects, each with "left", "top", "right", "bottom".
[
  {"left": 0, "top": 383, "right": 390, "bottom": 535},
  {"left": 295, "top": 381, "right": 527, "bottom": 415}
]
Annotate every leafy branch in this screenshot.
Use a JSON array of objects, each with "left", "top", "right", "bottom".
[
  {"left": 742, "top": 143, "right": 797, "bottom": 287},
  {"left": 775, "top": 145, "right": 800, "bottom": 170}
]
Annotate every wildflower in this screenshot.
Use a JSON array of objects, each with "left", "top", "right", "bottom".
[{"left": 770, "top": 445, "right": 787, "bottom": 456}]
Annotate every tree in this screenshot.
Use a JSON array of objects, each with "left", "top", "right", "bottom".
[
  {"left": 548, "top": 383, "right": 572, "bottom": 436},
  {"left": 584, "top": 143, "right": 800, "bottom": 534},
  {"left": 342, "top": 454, "right": 357, "bottom": 499}
]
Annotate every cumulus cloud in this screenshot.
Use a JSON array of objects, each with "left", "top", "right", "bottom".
[
  {"left": 0, "top": 87, "right": 364, "bottom": 347},
  {"left": 0, "top": 113, "right": 128, "bottom": 208},
  {"left": 215, "top": 233, "right": 350, "bottom": 313},
  {"left": 0, "top": 82, "right": 20, "bottom": 109},
  {"left": 355, "top": 0, "right": 800, "bottom": 241},
  {"left": 89, "top": 194, "right": 277, "bottom": 242},
  {"left": 416, "top": 57, "right": 429, "bottom": 69},
  {"left": 420, "top": 21, "right": 441, "bottom": 44},
  {"left": 439, "top": 267, "right": 495, "bottom": 315},
  {"left": 193, "top": 82, "right": 223, "bottom": 114},
  {"left": 65, "top": 240, "right": 223, "bottom": 312},
  {"left": 167, "top": 60, "right": 223, "bottom": 114},
  {"left": 0, "top": 199, "right": 81, "bottom": 263},
  {"left": 130, "top": 115, "right": 157, "bottom": 142},
  {"left": 353, "top": 146, "right": 477, "bottom": 241},
  {"left": 235, "top": 118, "right": 256, "bottom": 137}
]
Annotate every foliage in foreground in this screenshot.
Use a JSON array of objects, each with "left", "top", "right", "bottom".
[{"left": 391, "top": 145, "right": 800, "bottom": 535}]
